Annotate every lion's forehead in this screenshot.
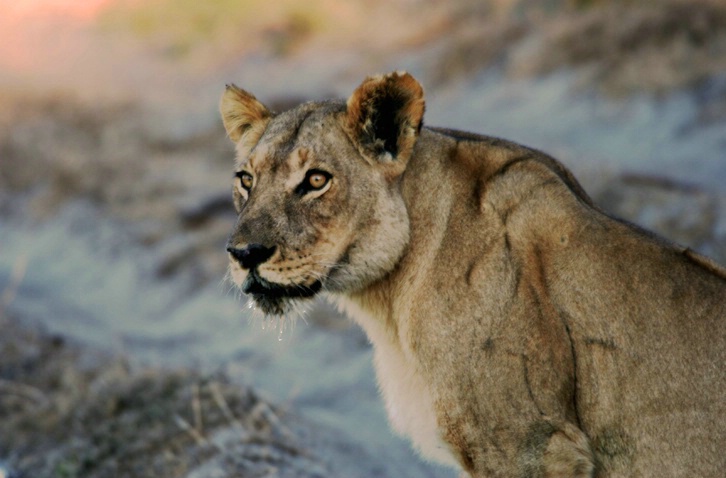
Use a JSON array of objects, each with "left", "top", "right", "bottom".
[
  {"left": 262, "top": 100, "right": 344, "bottom": 145},
  {"left": 245, "top": 103, "right": 349, "bottom": 176}
]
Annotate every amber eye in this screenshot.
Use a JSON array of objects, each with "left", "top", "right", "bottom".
[
  {"left": 308, "top": 172, "right": 329, "bottom": 190},
  {"left": 236, "top": 171, "right": 253, "bottom": 191},
  {"left": 295, "top": 169, "right": 332, "bottom": 195}
]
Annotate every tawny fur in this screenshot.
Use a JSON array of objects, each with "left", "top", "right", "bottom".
[{"left": 220, "top": 72, "right": 726, "bottom": 477}]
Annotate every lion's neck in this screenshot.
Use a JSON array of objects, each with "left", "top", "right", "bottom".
[
  {"left": 332, "top": 270, "right": 460, "bottom": 468},
  {"left": 333, "top": 282, "right": 396, "bottom": 341}
]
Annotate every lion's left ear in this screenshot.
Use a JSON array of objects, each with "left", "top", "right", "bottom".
[
  {"left": 344, "top": 72, "right": 425, "bottom": 178},
  {"left": 220, "top": 84, "right": 271, "bottom": 145}
]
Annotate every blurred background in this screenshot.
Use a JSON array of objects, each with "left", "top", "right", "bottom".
[{"left": 1, "top": 1, "right": 725, "bottom": 476}]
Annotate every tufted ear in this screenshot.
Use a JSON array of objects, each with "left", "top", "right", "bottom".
[
  {"left": 344, "top": 71, "right": 425, "bottom": 178},
  {"left": 220, "top": 84, "right": 271, "bottom": 145}
]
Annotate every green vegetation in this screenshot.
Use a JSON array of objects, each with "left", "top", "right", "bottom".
[{"left": 99, "top": 0, "right": 329, "bottom": 58}]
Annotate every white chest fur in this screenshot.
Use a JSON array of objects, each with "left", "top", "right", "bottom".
[{"left": 335, "top": 296, "right": 460, "bottom": 469}]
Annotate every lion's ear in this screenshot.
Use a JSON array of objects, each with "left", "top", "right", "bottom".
[
  {"left": 344, "top": 71, "right": 425, "bottom": 178},
  {"left": 220, "top": 84, "right": 271, "bottom": 144}
]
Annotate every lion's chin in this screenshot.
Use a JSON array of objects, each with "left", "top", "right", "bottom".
[{"left": 242, "top": 272, "right": 322, "bottom": 316}]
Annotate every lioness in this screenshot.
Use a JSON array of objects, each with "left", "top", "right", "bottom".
[{"left": 220, "top": 72, "right": 726, "bottom": 477}]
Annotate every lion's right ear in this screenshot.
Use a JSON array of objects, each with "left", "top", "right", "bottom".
[
  {"left": 219, "top": 84, "right": 271, "bottom": 144},
  {"left": 344, "top": 72, "right": 425, "bottom": 179}
]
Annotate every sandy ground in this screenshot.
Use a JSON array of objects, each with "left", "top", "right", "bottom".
[{"left": 1, "top": 1, "right": 725, "bottom": 477}]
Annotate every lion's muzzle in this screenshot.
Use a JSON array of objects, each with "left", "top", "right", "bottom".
[{"left": 227, "top": 243, "right": 324, "bottom": 315}]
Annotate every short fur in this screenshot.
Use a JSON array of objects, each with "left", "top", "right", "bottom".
[{"left": 219, "top": 72, "right": 726, "bottom": 477}]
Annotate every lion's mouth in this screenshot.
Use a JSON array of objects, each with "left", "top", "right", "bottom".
[{"left": 243, "top": 271, "right": 322, "bottom": 315}]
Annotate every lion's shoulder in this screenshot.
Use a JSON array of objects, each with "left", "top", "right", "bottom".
[{"left": 423, "top": 126, "right": 596, "bottom": 209}]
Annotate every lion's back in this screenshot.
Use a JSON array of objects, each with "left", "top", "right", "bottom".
[
  {"left": 424, "top": 131, "right": 726, "bottom": 475},
  {"left": 494, "top": 153, "right": 726, "bottom": 475}
]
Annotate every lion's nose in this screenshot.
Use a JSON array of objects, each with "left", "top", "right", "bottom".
[{"left": 227, "top": 243, "right": 276, "bottom": 270}]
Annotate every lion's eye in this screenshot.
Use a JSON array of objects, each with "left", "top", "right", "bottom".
[
  {"left": 236, "top": 171, "right": 254, "bottom": 191},
  {"left": 308, "top": 172, "right": 329, "bottom": 190},
  {"left": 296, "top": 169, "right": 332, "bottom": 195}
]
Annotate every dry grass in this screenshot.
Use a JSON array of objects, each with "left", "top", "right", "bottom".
[
  {"left": 429, "top": 18, "right": 529, "bottom": 85},
  {"left": 0, "top": 93, "right": 146, "bottom": 217},
  {"left": 0, "top": 316, "right": 323, "bottom": 478},
  {"left": 98, "top": 0, "right": 377, "bottom": 60},
  {"left": 531, "top": 0, "right": 726, "bottom": 94},
  {"left": 432, "top": 0, "right": 726, "bottom": 96},
  {"left": 0, "top": 93, "right": 236, "bottom": 285}
]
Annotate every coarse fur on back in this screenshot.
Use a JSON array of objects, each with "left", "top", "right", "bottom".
[{"left": 219, "top": 72, "right": 726, "bottom": 477}]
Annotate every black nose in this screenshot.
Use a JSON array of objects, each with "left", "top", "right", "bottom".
[{"left": 227, "top": 243, "right": 276, "bottom": 270}]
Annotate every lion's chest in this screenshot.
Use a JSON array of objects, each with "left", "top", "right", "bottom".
[{"left": 336, "top": 297, "right": 460, "bottom": 469}]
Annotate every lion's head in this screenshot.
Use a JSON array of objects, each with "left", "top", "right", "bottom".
[{"left": 220, "top": 72, "right": 425, "bottom": 315}]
